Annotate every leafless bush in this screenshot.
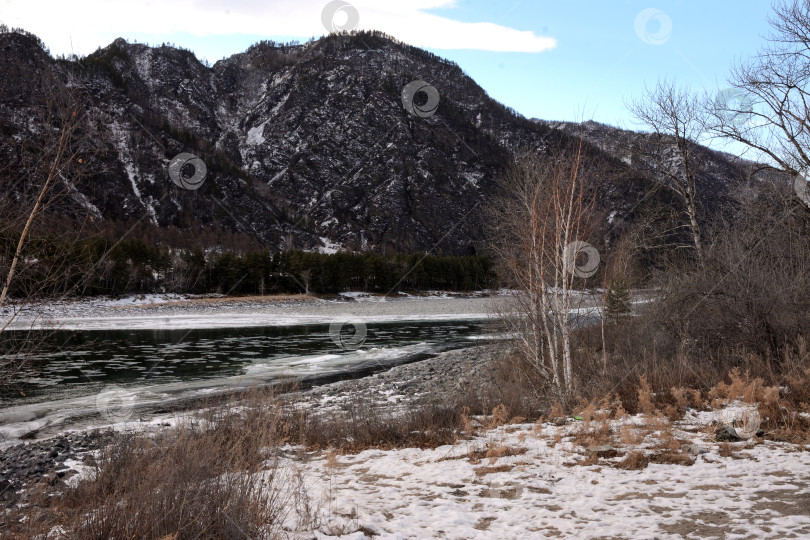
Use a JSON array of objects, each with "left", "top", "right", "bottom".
[
  {"left": 655, "top": 185, "right": 810, "bottom": 360},
  {"left": 450, "top": 348, "right": 548, "bottom": 420},
  {"left": 564, "top": 180, "right": 810, "bottom": 422},
  {"left": 66, "top": 433, "right": 285, "bottom": 539},
  {"left": 13, "top": 389, "right": 293, "bottom": 539}
]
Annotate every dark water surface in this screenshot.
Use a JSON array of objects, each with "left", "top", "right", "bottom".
[{"left": 1, "top": 320, "right": 491, "bottom": 408}]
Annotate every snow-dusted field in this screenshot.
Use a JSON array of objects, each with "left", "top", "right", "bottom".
[
  {"left": 10, "top": 289, "right": 785, "bottom": 540},
  {"left": 56, "top": 396, "right": 806, "bottom": 539},
  {"left": 272, "top": 408, "right": 810, "bottom": 539}
]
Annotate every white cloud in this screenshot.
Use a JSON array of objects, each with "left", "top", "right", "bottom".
[{"left": 0, "top": 0, "right": 556, "bottom": 56}]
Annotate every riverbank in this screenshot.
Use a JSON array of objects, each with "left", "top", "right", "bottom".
[
  {"left": 4, "top": 339, "right": 810, "bottom": 538},
  {"left": 0, "top": 291, "right": 515, "bottom": 331},
  {"left": 0, "top": 343, "right": 504, "bottom": 513}
]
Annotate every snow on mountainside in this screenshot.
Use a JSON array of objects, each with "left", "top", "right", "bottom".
[{"left": 0, "top": 30, "right": 762, "bottom": 255}]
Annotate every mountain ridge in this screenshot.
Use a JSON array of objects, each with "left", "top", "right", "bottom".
[{"left": 0, "top": 28, "right": 762, "bottom": 257}]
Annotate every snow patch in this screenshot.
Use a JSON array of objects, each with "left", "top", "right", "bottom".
[
  {"left": 318, "top": 236, "right": 342, "bottom": 254},
  {"left": 247, "top": 119, "right": 269, "bottom": 146}
]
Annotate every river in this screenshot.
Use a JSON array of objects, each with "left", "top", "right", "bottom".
[{"left": 0, "top": 317, "right": 493, "bottom": 446}]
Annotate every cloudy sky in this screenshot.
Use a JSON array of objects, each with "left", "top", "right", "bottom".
[{"left": 0, "top": 0, "right": 773, "bottom": 138}]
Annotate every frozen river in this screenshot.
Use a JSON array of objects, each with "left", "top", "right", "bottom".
[{"left": 0, "top": 314, "right": 495, "bottom": 446}]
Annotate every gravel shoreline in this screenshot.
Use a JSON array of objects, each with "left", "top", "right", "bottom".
[{"left": 301, "top": 343, "right": 503, "bottom": 409}]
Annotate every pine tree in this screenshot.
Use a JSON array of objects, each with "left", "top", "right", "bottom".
[{"left": 605, "top": 275, "right": 632, "bottom": 321}]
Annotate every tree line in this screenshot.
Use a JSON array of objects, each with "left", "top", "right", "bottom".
[{"left": 0, "top": 232, "right": 497, "bottom": 298}]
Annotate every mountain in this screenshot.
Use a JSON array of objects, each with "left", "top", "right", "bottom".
[
  {"left": 540, "top": 119, "right": 755, "bottom": 204},
  {"left": 0, "top": 29, "right": 762, "bottom": 257}
]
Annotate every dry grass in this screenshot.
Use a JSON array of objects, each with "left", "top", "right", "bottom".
[
  {"left": 618, "top": 423, "right": 645, "bottom": 446},
  {"left": 708, "top": 367, "right": 780, "bottom": 406},
  {"left": 670, "top": 386, "right": 703, "bottom": 409},
  {"left": 290, "top": 393, "right": 462, "bottom": 452},
  {"left": 637, "top": 375, "right": 656, "bottom": 415},
  {"left": 618, "top": 450, "right": 649, "bottom": 470},
  {"left": 474, "top": 464, "right": 515, "bottom": 476},
  {"left": 8, "top": 388, "right": 293, "bottom": 539},
  {"left": 486, "top": 403, "right": 510, "bottom": 429},
  {"left": 561, "top": 321, "right": 810, "bottom": 446},
  {"left": 460, "top": 406, "right": 474, "bottom": 434},
  {"left": 571, "top": 418, "right": 613, "bottom": 449},
  {"left": 561, "top": 392, "right": 706, "bottom": 470},
  {"left": 718, "top": 443, "right": 734, "bottom": 458},
  {"left": 567, "top": 397, "right": 622, "bottom": 449},
  {"left": 649, "top": 452, "right": 694, "bottom": 466},
  {"left": 466, "top": 444, "right": 527, "bottom": 465}
]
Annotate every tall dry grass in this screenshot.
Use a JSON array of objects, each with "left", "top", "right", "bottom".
[{"left": 61, "top": 390, "right": 291, "bottom": 539}]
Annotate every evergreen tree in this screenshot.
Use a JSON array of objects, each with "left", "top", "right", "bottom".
[{"left": 605, "top": 275, "right": 632, "bottom": 321}]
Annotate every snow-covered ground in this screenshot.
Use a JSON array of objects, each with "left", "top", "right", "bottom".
[
  {"left": 54, "top": 399, "right": 808, "bottom": 539},
  {"left": 272, "top": 407, "right": 810, "bottom": 539},
  {"left": 0, "top": 293, "right": 505, "bottom": 331}
]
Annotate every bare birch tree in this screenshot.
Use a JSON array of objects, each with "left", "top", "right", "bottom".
[
  {"left": 488, "top": 141, "right": 599, "bottom": 395},
  {"left": 627, "top": 80, "right": 710, "bottom": 265},
  {"left": 0, "top": 70, "right": 95, "bottom": 388}
]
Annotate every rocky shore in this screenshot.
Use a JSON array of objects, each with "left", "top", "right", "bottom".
[
  {"left": 0, "top": 431, "right": 114, "bottom": 512},
  {"left": 301, "top": 343, "right": 504, "bottom": 409}
]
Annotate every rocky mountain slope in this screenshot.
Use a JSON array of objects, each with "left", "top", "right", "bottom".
[{"left": 0, "top": 29, "right": 761, "bottom": 256}]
